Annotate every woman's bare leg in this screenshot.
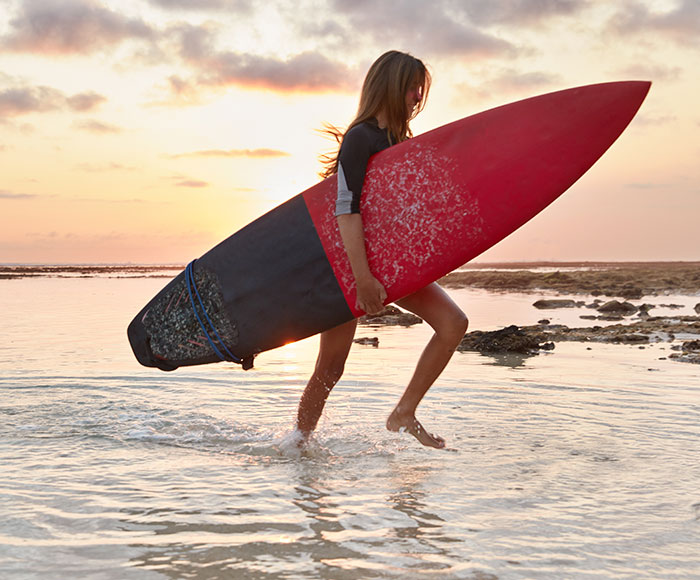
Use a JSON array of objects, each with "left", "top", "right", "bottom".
[
  {"left": 387, "top": 283, "right": 468, "bottom": 448},
  {"left": 296, "top": 318, "right": 358, "bottom": 438}
]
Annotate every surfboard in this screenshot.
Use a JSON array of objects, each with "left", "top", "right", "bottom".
[{"left": 128, "top": 80, "right": 650, "bottom": 371}]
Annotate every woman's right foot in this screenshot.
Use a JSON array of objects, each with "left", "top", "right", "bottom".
[{"left": 386, "top": 410, "right": 445, "bottom": 449}]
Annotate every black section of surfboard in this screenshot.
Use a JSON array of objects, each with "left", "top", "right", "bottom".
[{"left": 127, "top": 195, "right": 353, "bottom": 370}]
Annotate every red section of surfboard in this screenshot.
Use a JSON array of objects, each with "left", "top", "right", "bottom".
[{"left": 303, "top": 81, "right": 650, "bottom": 317}]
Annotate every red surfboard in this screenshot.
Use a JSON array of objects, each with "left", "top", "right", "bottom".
[{"left": 128, "top": 81, "right": 650, "bottom": 370}]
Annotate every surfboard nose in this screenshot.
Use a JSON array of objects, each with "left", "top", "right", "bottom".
[{"left": 601, "top": 79, "right": 651, "bottom": 114}]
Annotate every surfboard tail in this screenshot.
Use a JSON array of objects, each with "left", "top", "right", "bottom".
[{"left": 127, "top": 315, "right": 179, "bottom": 371}]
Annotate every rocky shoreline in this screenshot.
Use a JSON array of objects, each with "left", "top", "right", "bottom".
[
  {"left": 368, "top": 263, "right": 700, "bottom": 364},
  {"left": 361, "top": 298, "right": 700, "bottom": 364},
  {"left": 440, "top": 261, "right": 700, "bottom": 299},
  {"left": 456, "top": 319, "right": 700, "bottom": 364}
]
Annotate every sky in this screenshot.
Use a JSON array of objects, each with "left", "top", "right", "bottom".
[{"left": 1, "top": 0, "right": 698, "bottom": 264}]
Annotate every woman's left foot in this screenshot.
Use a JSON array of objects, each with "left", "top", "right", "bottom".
[{"left": 386, "top": 410, "right": 445, "bottom": 449}]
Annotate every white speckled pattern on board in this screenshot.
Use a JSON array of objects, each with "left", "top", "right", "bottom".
[{"left": 316, "top": 143, "right": 483, "bottom": 303}]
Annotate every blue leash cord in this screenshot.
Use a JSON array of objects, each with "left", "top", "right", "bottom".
[{"left": 185, "top": 260, "right": 241, "bottom": 364}]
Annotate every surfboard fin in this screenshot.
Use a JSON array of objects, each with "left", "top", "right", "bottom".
[{"left": 241, "top": 355, "right": 255, "bottom": 370}]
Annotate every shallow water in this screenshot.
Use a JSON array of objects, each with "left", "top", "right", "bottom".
[{"left": 1, "top": 275, "right": 699, "bottom": 579}]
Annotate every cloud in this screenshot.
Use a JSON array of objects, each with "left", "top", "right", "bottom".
[
  {"left": 460, "top": 0, "right": 588, "bottom": 26},
  {"left": 147, "top": 0, "right": 254, "bottom": 11},
  {"left": 155, "top": 23, "right": 360, "bottom": 95},
  {"left": 0, "top": 85, "right": 64, "bottom": 116},
  {"left": 488, "top": 69, "right": 560, "bottom": 93},
  {"left": 0, "top": 81, "right": 107, "bottom": 117},
  {"left": 616, "top": 63, "right": 682, "bottom": 83},
  {"left": 66, "top": 91, "right": 107, "bottom": 111},
  {"left": 161, "top": 0, "right": 533, "bottom": 98},
  {"left": 72, "top": 195, "right": 151, "bottom": 203},
  {"left": 76, "top": 162, "right": 136, "bottom": 172},
  {"left": 326, "top": 0, "right": 515, "bottom": 59},
  {"left": 626, "top": 181, "right": 674, "bottom": 190},
  {"left": 204, "top": 51, "right": 357, "bottom": 91},
  {"left": 608, "top": 0, "right": 700, "bottom": 45},
  {"left": 74, "top": 119, "right": 122, "bottom": 133},
  {"left": 633, "top": 113, "right": 677, "bottom": 127},
  {"left": 0, "top": 189, "right": 37, "bottom": 199},
  {"left": 1, "top": 0, "right": 155, "bottom": 55},
  {"left": 180, "top": 39, "right": 358, "bottom": 92},
  {"left": 455, "top": 68, "right": 559, "bottom": 103},
  {"left": 176, "top": 179, "right": 209, "bottom": 188},
  {"left": 171, "top": 148, "right": 291, "bottom": 158}
]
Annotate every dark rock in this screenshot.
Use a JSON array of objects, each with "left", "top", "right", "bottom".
[
  {"left": 618, "top": 286, "right": 643, "bottom": 300},
  {"left": 609, "top": 333, "right": 649, "bottom": 344},
  {"left": 360, "top": 305, "right": 422, "bottom": 326},
  {"left": 598, "top": 314, "right": 625, "bottom": 321},
  {"left": 533, "top": 299, "right": 579, "bottom": 309},
  {"left": 353, "top": 336, "right": 379, "bottom": 347},
  {"left": 538, "top": 319, "right": 551, "bottom": 325},
  {"left": 597, "top": 300, "right": 638, "bottom": 315},
  {"left": 695, "top": 303, "right": 700, "bottom": 314},
  {"left": 458, "top": 325, "right": 553, "bottom": 355},
  {"left": 669, "top": 352, "right": 700, "bottom": 364},
  {"left": 638, "top": 304, "right": 655, "bottom": 319},
  {"left": 581, "top": 313, "right": 625, "bottom": 321},
  {"left": 682, "top": 340, "right": 700, "bottom": 352}
]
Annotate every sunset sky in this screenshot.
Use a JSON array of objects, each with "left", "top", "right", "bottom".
[{"left": 1, "top": 0, "right": 698, "bottom": 264}]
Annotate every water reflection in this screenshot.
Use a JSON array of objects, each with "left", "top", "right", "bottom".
[
  {"left": 290, "top": 461, "right": 374, "bottom": 578},
  {"left": 478, "top": 351, "right": 534, "bottom": 368},
  {"left": 386, "top": 460, "right": 465, "bottom": 575},
  {"left": 124, "top": 504, "right": 312, "bottom": 579}
]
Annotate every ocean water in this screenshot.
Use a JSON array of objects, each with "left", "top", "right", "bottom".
[{"left": 1, "top": 273, "right": 699, "bottom": 579}]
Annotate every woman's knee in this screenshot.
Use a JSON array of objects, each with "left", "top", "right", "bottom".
[
  {"left": 438, "top": 309, "right": 469, "bottom": 345},
  {"left": 314, "top": 358, "right": 346, "bottom": 387},
  {"left": 458, "top": 310, "right": 469, "bottom": 334}
]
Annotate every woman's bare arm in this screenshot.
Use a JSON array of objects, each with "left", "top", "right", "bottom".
[{"left": 336, "top": 213, "right": 387, "bottom": 315}]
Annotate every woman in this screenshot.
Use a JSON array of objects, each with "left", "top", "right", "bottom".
[{"left": 296, "top": 51, "right": 468, "bottom": 449}]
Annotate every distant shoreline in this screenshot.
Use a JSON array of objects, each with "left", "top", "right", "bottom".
[
  {"left": 3, "top": 261, "right": 698, "bottom": 269},
  {"left": 2, "top": 262, "right": 700, "bottom": 297},
  {"left": 0, "top": 264, "right": 180, "bottom": 279}
]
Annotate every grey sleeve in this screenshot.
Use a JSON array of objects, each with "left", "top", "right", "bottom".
[{"left": 334, "top": 126, "right": 373, "bottom": 216}]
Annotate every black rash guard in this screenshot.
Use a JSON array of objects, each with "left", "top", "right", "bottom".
[{"left": 334, "top": 119, "right": 392, "bottom": 216}]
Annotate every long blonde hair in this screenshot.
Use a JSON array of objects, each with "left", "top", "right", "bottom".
[{"left": 320, "top": 50, "right": 431, "bottom": 178}]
